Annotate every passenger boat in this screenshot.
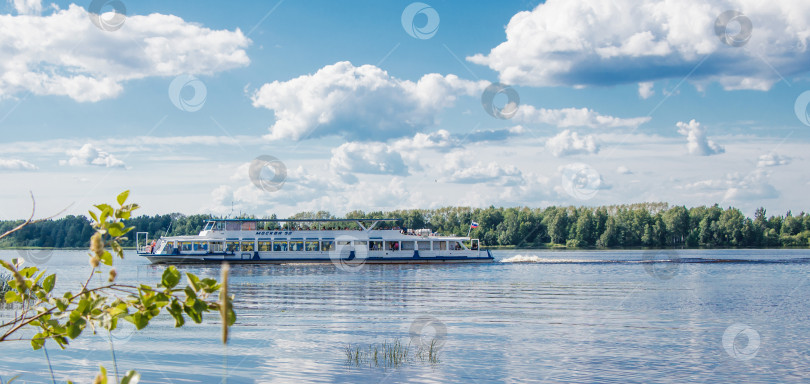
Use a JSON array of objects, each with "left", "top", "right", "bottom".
[{"left": 135, "top": 218, "right": 494, "bottom": 264}]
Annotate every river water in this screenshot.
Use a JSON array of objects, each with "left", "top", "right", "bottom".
[{"left": 1, "top": 249, "right": 808, "bottom": 383}]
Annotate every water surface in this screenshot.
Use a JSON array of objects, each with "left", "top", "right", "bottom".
[{"left": 1, "top": 249, "right": 808, "bottom": 383}]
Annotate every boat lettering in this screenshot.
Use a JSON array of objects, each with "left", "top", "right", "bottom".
[{"left": 255, "top": 231, "right": 293, "bottom": 235}]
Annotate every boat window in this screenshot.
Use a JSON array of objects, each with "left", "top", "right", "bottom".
[
  {"left": 436, "top": 241, "right": 447, "bottom": 250},
  {"left": 215, "top": 222, "right": 224, "bottom": 230},
  {"left": 369, "top": 241, "right": 383, "bottom": 251},
  {"left": 354, "top": 241, "right": 368, "bottom": 250},
  {"left": 305, "top": 241, "right": 319, "bottom": 251},
  {"left": 181, "top": 242, "right": 193, "bottom": 251},
  {"left": 401, "top": 241, "right": 415, "bottom": 250},
  {"left": 241, "top": 241, "right": 254, "bottom": 252},
  {"left": 226, "top": 241, "right": 239, "bottom": 252},
  {"left": 226, "top": 222, "right": 240, "bottom": 231},
  {"left": 273, "top": 241, "right": 288, "bottom": 252},
  {"left": 417, "top": 241, "right": 431, "bottom": 250},
  {"left": 193, "top": 242, "right": 208, "bottom": 251},
  {"left": 321, "top": 240, "right": 335, "bottom": 251},
  {"left": 210, "top": 242, "right": 223, "bottom": 252},
  {"left": 241, "top": 222, "right": 257, "bottom": 231},
  {"left": 290, "top": 240, "right": 303, "bottom": 251},
  {"left": 451, "top": 241, "right": 464, "bottom": 250},
  {"left": 204, "top": 222, "right": 214, "bottom": 231},
  {"left": 258, "top": 241, "right": 272, "bottom": 252},
  {"left": 385, "top": 241, "right": 399, "bottom": 251}
]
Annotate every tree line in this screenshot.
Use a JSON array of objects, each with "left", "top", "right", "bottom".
[{"left": 1, "top": 203, "right": 808, "bottom": 249}]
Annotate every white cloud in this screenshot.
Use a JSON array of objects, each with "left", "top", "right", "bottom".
[
  {"left": 617, "top": 166, "right": 633, "bottom": 174},
  {"left": 638, "top": 82, "right": 654, "bottom": 99},
  {"left": 329, "top": 142, "right": 409, "bottom": 180},
  {"left": 676, "top": 119, "right": 724, "bottom": 156},
  {"left": 0, "top": 4, "right": 250, "bottom": 102},
  {"left": 0, "top": 158, "right": 38, "bottom": 171},
  {"left": 440, "top": 151, "right": 523, "bottom": 185},
  {"left": 59, "top": 143, "right": 125, "bottom": 168},
  {"left": 468, "top": 0, "right": 810, "bottom": 90},
  {"left": 514, "top": 105, "right": 650, "bottom": 128},
  {"left": 757, "top": 152, "right": 791, "bottom": 167},
  {"left": 545, "top": 129, "right": 599, "bottom": 157},
  {"left": 390, "top": 129, "right": 458, "bottom": 152},
  {"left": 10, "top": 0, "right": 42, "bottom": 15},
  {"left": 723, "top": 169, "right": 780, "bottom": 201},
  {"left": 251, "top": 61, "right": 487, "bottom": 141}
]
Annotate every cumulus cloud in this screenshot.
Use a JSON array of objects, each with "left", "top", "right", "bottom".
[
  {"left": 391, "top": 129, "right": 458, "bottom": 152},
  {"left": 676, "top": 119, "right": 724, "bottom": 156},
  {"left": 329, "top": 142, "right": 409, "bottom": 182},
  {"left": 545, "top": 130, "right": 599, "bottom": 157},
  {"left": 757, "top": 152, "right": 791, "bottom": 167},
  {"left": 251, "top": 61, "right": 487, "bottom": 141},
  {"left": 59, "top": 144, "right": 125, "bottom": 168},
  {"left": 0, "top": 158, "right": 38, "bottom": 171},
  {"left": 440, "top": 151, "right": 523, "bottom": 185},
  {"left": 617, "top": 166, "right": 633, "bottom": 174},
  {"left": 638, "top": 82, "right": 655, "bottom": 99},
  {"left": 723, "top": 169, "right": 780, "bottom": 200},
  {"left": 514, "top": 105, "right": 650, "bottom": 128},
  {"left": 0, "top": 4, "right": 250, "bottom": 101},
  {"left": 10, "top": 0, "right": 42, "bottom": 15},
  {"left": 468, "top": 0, "right": 810, "bottom": 90}
]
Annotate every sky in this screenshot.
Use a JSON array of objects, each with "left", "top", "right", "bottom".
[{"left": 0, "top": 0, "right": 809, "bottom": 220}]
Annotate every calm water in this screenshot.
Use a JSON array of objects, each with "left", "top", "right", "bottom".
[{"left": 1, "top": 249, "right": 809, "bottom": 383}]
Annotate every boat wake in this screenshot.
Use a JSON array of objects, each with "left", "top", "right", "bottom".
[{"left": 500, "top": 255, "right": 544, "bottom": 263}]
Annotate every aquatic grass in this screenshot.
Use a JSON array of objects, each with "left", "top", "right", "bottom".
[
  {"left": 344, "top": 338, "right": 440, "bottom": 368},
  {"left": 415, "top": 338, "right": 441, "bottom": 364}
]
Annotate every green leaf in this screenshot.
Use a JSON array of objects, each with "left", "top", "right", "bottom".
[
  {"left": 31, "top": 333, "right": 46, "bottom": 350},
  {"left": 4, "top": 290, "right": 20, "bottom": 303},
  {"left": 98, "top": 365, "right": 109, "bottom": 384},
  {"left": 161, "top": 266, "right": 181, "bottom": 289},
  {"left": 108, "top": 225, "right": 124, "bottom": 237},
  {"left": 125, "top": 312, "right": 149, "bottom": 330},
  {"left": 100, "top": 251, "right": 113, "bottom": 266},
  {"left": 186, "top": 273, "right": 201, "bottom": 292},
  {"left": 42, "top": 274, "right": 56, "bottom": 293},
  {"left": 121, "top": 370, "right": 140, "bottom": 384},
  {"left": 117, "top": 190, "right": 130, "bottom": 206},
  {"left": 66, "top": 318, "right": 85, "bottom": 339},
  {"left": 168, "top": 299, "right": 185, "bottom": 327},
  {"left": 88, "top": 210, "right": 99, "bottom": 223}
]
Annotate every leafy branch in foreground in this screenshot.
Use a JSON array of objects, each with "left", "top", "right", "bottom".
[{"left": 0, "top": 191, "right": 235, "bottom": 382}]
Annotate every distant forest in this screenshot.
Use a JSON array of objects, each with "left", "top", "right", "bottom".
[{"left": 1, "top": 203, "right": 809, "bottom": 249}]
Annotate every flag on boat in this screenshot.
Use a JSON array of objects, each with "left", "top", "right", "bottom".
[{"left": 470, "top": 221, "right": 479, "bottom": 228}]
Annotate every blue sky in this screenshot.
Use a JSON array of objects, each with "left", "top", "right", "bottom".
[{"left": 1, "top": 0, "right": 808, "bottom": 219}]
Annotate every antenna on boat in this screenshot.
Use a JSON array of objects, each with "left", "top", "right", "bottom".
[{"left": 228, "top": 201, "right": 234, "bottom": 218}]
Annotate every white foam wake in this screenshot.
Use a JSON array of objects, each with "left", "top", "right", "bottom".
[{"left": 500, "top": 254, "right": 543, "bottom": 263}]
